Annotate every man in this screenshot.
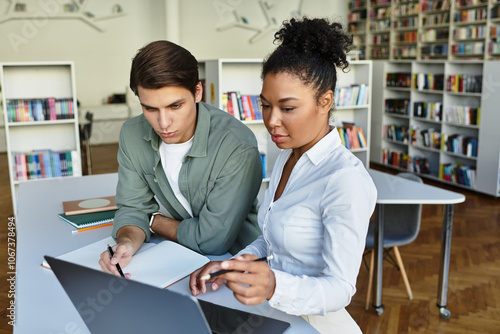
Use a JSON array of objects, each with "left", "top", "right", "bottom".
[{"left": 99, "top": 40, "right": 262, "bottom": 276}]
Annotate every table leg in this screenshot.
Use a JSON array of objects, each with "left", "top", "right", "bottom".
[
  {"left": 372, "top": 204, "right": 384, "bottom": 316},
  {"left": 436, "top": 204, "right": 454, "bottom": 319}
]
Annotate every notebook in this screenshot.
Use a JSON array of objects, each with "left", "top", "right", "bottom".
[
  {"left": 62, "top": 195, "right": 118, "bottom": 215},
  {"left": 45, "top": 256, "right": 291, "bottom": 334},
  {"left": 42, "top": 236, "right": 210, "bottom": 288},
  {"left": 58, "top": 209, "right": 117, "bottom": 231}
]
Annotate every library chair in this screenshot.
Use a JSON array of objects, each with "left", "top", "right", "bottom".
[
  {"left": 364, "top": 172, "right": 423, "bottom": 310},
  {"left": 79, "top": 111, "right": 94, "bottom": 175}
]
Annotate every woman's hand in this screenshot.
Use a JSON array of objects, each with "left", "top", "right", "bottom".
[
  {"left": 189, "top": 261, "right": 226, "bottom": 295},
  {"left": 98, "top": 241, "right": 134, "bottom": 278},
  {"left": 219, "top": 254, "right": 276, "bottom": 305}
]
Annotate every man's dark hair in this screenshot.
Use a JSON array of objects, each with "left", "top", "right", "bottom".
[{"left": 130, "top": 40, "right": 199, "bottom": 96}]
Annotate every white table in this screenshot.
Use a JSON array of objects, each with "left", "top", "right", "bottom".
[
  {"left": 368, "top": 169, "right": 466, "bottom": 318},
  {"left": 14, "top": 173, "right": 317, "bottom": 333}
]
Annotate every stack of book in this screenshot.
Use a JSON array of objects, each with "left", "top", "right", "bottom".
[{"left": 58, "top": 196, "right": 118, "bottom": 232}]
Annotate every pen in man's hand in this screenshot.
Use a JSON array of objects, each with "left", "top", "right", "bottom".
[
  {"left": 200, "top": 255, "right": 274, "bottom": 281},
  {"left": 107, "top": 244, "right": 125, "bottom": 278}
]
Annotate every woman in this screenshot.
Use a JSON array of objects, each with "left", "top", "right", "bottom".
[{"left": 190, "top": 17, "right": 377, "bottom": 333}]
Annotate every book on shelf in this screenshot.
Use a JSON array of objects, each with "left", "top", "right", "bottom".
[
  {"left": 383, "top": 151, "right": 432, "bottom": 175},
  {"left": 454, "top": 7, "right": 487, "bottom": 23},
  {"left": 334, "top": 84, "right": 368, "bottom": 107},
  {"left": 357, "top": 127, "right": 368, "bottom": 148},
  {"left": 11, "top": 150, "right": 79, "bottom": 181},
  {"left": 344, "top": 122, "right": 361, "bottom": 149},
  {"left": 384, "top": 124, "right": 409, "bottom": 143},
  {"left": 446, "top": 74, "right": 482, "bottom": 93},
  {"left": 414, "top": 73, "right": 445, "bottom": 91},
  {"left": 410, "top": 127, "right": 441, "bottom": 149},
  {"left": 221, "top": 93, "right": 230, "bottom": 116},
  {"left": 444, "top": 105, "right": 480, "bottom": 126},
  {"left": 386, "top": 72, "right": 412, "bottom": 88},
  {"left": 58, "top": 210, "right": 117, "bottom": 232},
  {"left": 63, "top": 195, "right": 118, "bottom": 215},
  {"left": 260, "top": 153, "right": 266, "bottom": 179},
  {"left": 250, "top": 95, "right": 263, "bottom": 120},
  {"left": 454, "top": 25, "right": 485, "bottom": 40},
  {"left": 442, "top": 133, "right": 478, "bottom": 157},
  {"left": 451, "top": 42, "right": 484, "bottom": 56},
  {"left": 413, "top": 101, "right": 442, "bottom": 121},
  {"left": 440, "top": 163, "right": 476, "bottom": 187},
  {"left": 385, "top": 98, "right": 410, "bottom": 116},
  {"left": 41, "top": 236, "right": 210, "bottom": 289},
  {"left": 221, "top": 92, "right": 263, "bottom": 121},
  {"left": 5, "top": 98, "right": 74, "bottom": 123},
  {"left": 337, "top": 122, "right": 367, "bottom": 150}
]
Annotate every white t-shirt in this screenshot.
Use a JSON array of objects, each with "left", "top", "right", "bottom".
[{"left": 159, "top": 137, "right": 194, "bottom": 217}]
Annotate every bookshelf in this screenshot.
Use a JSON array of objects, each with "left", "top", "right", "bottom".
[
  {"left": 0, "top": 62, "right": 82, "bottom": 214},
  {"left": 199, "top": 59, "right": 373, "bottom": 199},
  {"left": 372, "top": 60, "right": 500, "bottom": 197},
  {"left": 347, "top": 0, "right": 500, "bottom": 61},
  {"left": 198, "top": 58, "right": 278, "bottom": 183},
  {"left": 332, "top": 60, "right": 373, "bottom": 167}
]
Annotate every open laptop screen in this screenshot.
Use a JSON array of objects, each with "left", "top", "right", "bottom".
[{"left": 45, "top": 256, "right": 290, "bottom": 334}]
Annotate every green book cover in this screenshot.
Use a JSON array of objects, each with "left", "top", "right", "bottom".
[{"left": 58, "top": 209, "right": 117, "bottom": 229}]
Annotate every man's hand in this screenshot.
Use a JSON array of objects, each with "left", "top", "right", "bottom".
[
  {"left": 98, "top": 225, "right": 146, "bottom": 277},
  {"left": 99, "top": 242, "right": 134, "bottom": 278}
]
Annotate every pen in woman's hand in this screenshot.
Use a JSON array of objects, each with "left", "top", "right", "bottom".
[
  {"left": 200, "top": 255, "right": 273, "bottom": 281},
  {"left": 107, "top": 244, "right": 125, "bottom": 277}
]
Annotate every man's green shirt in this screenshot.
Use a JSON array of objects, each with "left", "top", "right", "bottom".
[{"left": 112, "top": 102, "right": 262, "bottom": 255}]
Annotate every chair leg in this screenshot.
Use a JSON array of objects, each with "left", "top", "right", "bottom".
[
  {"left": 393, "top": 246, "right": 413, "bottom": 300},
  {"left": 85, "top": 138, "right": 92, "bottom": 175},
  {"left": 365, "top": 250, "right": 375, "bottom": 310}
]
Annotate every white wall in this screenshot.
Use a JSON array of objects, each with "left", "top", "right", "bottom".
[
  {"left": 0, "top": 0, "right": 346, "bottom": 106},
  {"left": 179, "top": 0, "right": 348, "bottom": 60},
  {"left": 0, "top": 0, "right": 166, "bottom": 106}
]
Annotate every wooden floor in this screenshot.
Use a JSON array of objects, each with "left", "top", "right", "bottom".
[{"left": 0, "top": 144, "right": 499, "bottom": 333}]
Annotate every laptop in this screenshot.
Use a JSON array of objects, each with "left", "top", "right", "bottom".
[{"left": 45, "top": 256, "right": 291, "bottom": 334}]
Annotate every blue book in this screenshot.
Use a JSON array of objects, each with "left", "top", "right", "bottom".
[
  {"left": 59, "top": 152, "right": 67, "bottom": 176},
  {"left": 33, "top": 154, "right": 41, "bottom": 178},
  {"left": 43, "top": 152, "right": 52, "bottom": 178},
  {"left": 250, "top": 95, "right": 263, "bottom": 120},
  {"left": 260, "top": 153, "right": 266, "bottom": 179},
  {"left": 52, "top": 152, "right": 61, "bottom": 177}
]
